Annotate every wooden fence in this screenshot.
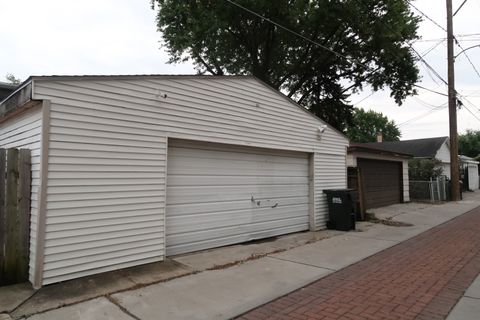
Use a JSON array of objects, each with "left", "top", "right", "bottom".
[{"left": 0, "top": 148, "right": 31, "bottom": 286}]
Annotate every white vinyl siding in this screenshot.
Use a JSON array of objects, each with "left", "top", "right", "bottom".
[
  {"left": 166, "top": 140, "right": 310, "bottom": 255},
  {"left": 0, "top": 106, "right": 42, "bottom": 282},
  {"left": 467, "top": 163, "right": 479, "bottom": 190},
  {"left": 435, "top": 141, "right": 451, "bottom": 178},
  {"left": 42, "top": 106, "right": 167, "bottom": 285},
  {"left": 30, "top": 76, "right": 348, "bottom": 284},
  {"left": 402, "top": 159, "right": 410, "bottom": 202},
  {"left": 314, "top": 152, "right": 347, "bottom": 229}
]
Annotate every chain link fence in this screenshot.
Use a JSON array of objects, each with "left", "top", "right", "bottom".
[{"left": 409, "top": 176, "right": 449, "bottom": 203}]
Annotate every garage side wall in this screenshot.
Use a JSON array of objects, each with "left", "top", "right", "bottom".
[
  {"left": 32, "top": 77, "right": 348, "bottom": 284},
  {"left": 314, "top": 152, "right": 347, "bottom": 229},
  {"left": 41, "top": 107, "right": 167, "bottom": 285},
  {"left": 402, "top": 159, "right": 410, "bottom": 202},
  {"left": 0, "top": 106, "right": 42, "bottom": 282}
]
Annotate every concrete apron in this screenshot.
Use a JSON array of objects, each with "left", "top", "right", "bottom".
[{"left": 2, "top": 191, "right": 480, "bottom": 320}]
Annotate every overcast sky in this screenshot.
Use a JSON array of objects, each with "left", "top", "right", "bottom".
[{"left": 1, "top": 0, "right": 479, "bottom": 140}]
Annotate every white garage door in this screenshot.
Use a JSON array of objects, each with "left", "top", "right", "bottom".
[{"left": 166, "top": 139, "right": 310, "bottom": 256}]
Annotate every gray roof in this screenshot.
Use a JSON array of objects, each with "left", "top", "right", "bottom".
[
  {"left": 0, "top": 82, "right": 18, "bottom": 101},
  {"left": 0, "top": 81, "right": 17, "bottom": 90},
  {"left": 361, "top": 136, "right": 449, "bottom": 158}
]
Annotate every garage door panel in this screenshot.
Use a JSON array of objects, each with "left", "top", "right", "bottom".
[
  {"left": 166, "top": 204, "right": 309, "bottom": 234},
  {"left": 168, "top": 224, "right": 306, "bottom": 256},
  {"left": 167, "top": 175, "right": 309, "bottom": 187},
  {"left": 167, "top": 217, "right": 309, "bottom": 251},
  {"left": 166, "top": 196, "right": 309, "bottom": 216},
  {"left": 166, "top": 185, "right": 309, "bottom": 205},
  {"left": 357, "top": 158, "right": 402, "bottom": 209},
  {"left": 166, "top": 140, "right": 310, "bottom": 255},
  {"left": 169, "top": 146, "right": 308, "bottom": 165},
  {"left": 167, "top": 165, "right": 308, "bottom": 177}
]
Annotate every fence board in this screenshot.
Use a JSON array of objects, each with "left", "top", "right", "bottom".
[
  {"left": 0, "top": 148, "right": 31, "bottom": 285},
  {"left": 0, "top": 149, "right": 5, "bottom": 280},
  {"left": 18, "top": 149, "right": 31, "bottom": 281},
  {"left": 4, "top": 148, "right": 19, "bottom": 283}
]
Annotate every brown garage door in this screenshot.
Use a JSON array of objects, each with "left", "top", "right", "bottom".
[{"left": 357, "top": 158, "right": 403, "bottom": 209}]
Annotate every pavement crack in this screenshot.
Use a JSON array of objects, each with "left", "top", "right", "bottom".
[
  {"left": 348, "top": 234, "right": 400, "bottom": 243},
  {"left": 106, "top": 295, "right": 141, "bottom": 320},
  {"left": 463, "top": 295, "right": 480, "bottom": 300},
  {"left": 10, "top": 289, "right": 39, "bottom": 314},
  {"left": 266, "top": 256, "right": 337, "bottom": 272}
]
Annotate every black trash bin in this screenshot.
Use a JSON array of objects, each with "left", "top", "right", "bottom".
[{"left": 323, "top": 189, "right": 356, "bottom": 231}]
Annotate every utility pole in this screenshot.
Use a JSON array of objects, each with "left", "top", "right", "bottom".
[{"left": 447, "top": 0, "right": 461, "bottom": 201}]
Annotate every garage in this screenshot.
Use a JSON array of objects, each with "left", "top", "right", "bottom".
[
  {"left": 166, "top": 139, "right": 310, "bottom": 255},
  {"left": 357, "top": 158, "right": 403, "bottom": 209},
  {"left": 347, "top": 144, "right": 411, "bottom": 212},
  {"left": 0, "top": 75, "right": 349, "bottom": 286}
]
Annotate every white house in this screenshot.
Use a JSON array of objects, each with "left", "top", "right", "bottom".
[
  {"left": 0, "top": 75, "right": 349, "bottom": 287},
  {"left": 459, "top": 155, "right": 479, "bottom": 191}
]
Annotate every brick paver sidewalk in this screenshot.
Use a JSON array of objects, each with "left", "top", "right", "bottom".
[{"left": 237, "top": 207, "right": 480, "bottom": 320}]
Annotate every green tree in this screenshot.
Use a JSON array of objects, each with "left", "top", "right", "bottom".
[
  {"left": 408, "top": 158, "right": 444, "bottom": 181},
  {"left": 5, "top": 73, "right": 21, "bottom": 85},
  {"left": 458, "top": 130, "right": 480, "bottom": 158},
  {"left": 346, "top": 108, "right": 400, "bottom": 142},
  {"left": 151, "top": 0, "right": 420, "bottom": 131}
]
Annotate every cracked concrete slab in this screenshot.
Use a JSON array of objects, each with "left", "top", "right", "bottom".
[
  {"left": 11, "top": 259, "right": 192, "bottom": 319},
  {"left": 173, "top": 230, "right": 343, "bottom": 271},
  {"left": 270, "top": 233, "right": 396, "bottom": 271},
  {"left": 0, "top": 283, "right": 35, "bottom": 313},
  {"left": 23, "top": 298, "right": 134, "bottom": 320},
  {"left": 112, "top": 257, "right": 331, "bottom": 320}
]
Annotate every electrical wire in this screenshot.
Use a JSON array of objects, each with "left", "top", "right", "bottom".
[
  {"left": 414, "top": 85, "right": 448, "bottom": 97},
  {"left": 406, "top": 0, "right": 480, "bottom": 81},
  {"left": 225, "top": 0, "right": 452, "bottom": 100},
  {"left": 398, "top": 103, "right": 448, "bottom": 127},
  {"left": 224, "top": 0, "right": 367, "bottom": 69},
  {"left": 454, "top": 0, "right": 468, "bottom": 16},
  {"left": 352, "top": 91, "right": 376, "bottom": 106},
  {"left": 406, "top": 0, "right": 447, "bottom": 32},
  {"left": 420, "top": 39, "right": 445, "bottom": 58}
]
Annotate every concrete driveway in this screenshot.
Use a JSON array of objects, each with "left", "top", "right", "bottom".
[{"left": 2, "top": 192, "right": 480, "bottom": 320}]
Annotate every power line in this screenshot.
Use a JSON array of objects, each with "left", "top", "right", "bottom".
[
  {"left": 414, "top": 85, "right": 448, "bottom": 97},
  {"left": 398, "top": 103, "right": 447, "bottom": 127},
  {"left": 352, "top": 91, "right": 376, "bottom": 106},
  {"left": 453, "top": 0, "right": 468, "bottom": 16},
  {"left": 226, "top": 0, "right": 453, "bottom": 103},
  {"left": 224, "top": 0, "right": 367, "bottom": 70},
  {"left": 406, "top": 0, "right": 480, "bottom": 81},
  {"left": 406, "top": 0, "right": 447, "bottom": 32},
  {"left": 455, "top": 42, "right": 480, "bottom": 80},
  {"left": 420, "top": 39, "right": 445, "bottom": 57},
  {"left": 460, "top": 103, "right": 480, "bottom": 122}
]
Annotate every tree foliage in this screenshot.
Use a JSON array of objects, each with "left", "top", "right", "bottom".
[
  {"left": 5, "top": 73, "right": 21, "bottom": 85},
  {"left": 408, "top": 158, "right": 443, "bottom": 181},
  {"left": 346, "top": 108, "right": 400, "bottom": 142},
  {"left": 151, "top": 0, "right": 420, "bottom": 131},
  {"left": 459, "top": 130, "right": 480, "bottom": 158}
]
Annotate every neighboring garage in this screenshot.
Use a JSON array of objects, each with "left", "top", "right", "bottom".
[
  {"left": 0, "top": 75, "right": 349, "bottom": 287},
  {"left": 357, "top": 158, "right": 403, "bottom": 209},
  {"left": 347, "top": 143, "right": 411, "bottom": 211}
]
